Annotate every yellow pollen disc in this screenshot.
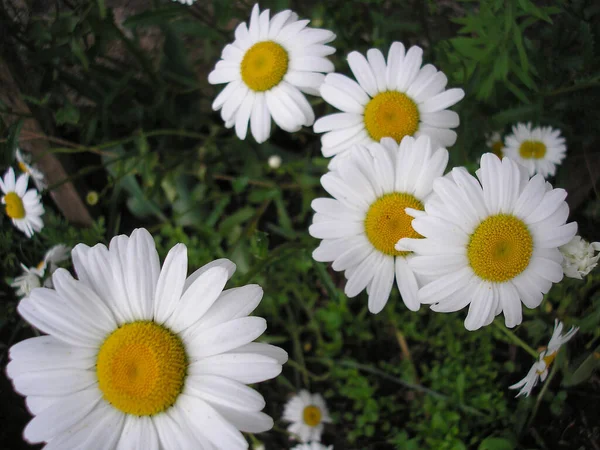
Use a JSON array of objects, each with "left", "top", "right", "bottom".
[
  {"left": 241, "top": 41, "right": 289, "bottom": 92},
  {"left": 18, "top": 161, "right": 29, "bottom": 174},
  {"left": 4, "top": 192, "right": 26, "bottom": 219},
  {"left": 519, "top": 140, "right": 546, "bottom": 159},
  {"left": 303, "top": 405, "right": 322, "bottom": 427},
  {"left": 467, "top": 214, "right": 533, "bottom": 283},
  {"left": 492, "top": 141, "right": 504, "bottom": 158},
  {"left": 96, "top": 321, "right": 188, "bottom": 416},
  {"left": 364, "top": 193, "right": 423, "bottom": 257},
  {"left": 363, "top": 91, "right": 420, "bottom": 143}
]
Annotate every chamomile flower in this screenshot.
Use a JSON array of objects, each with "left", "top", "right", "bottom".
[
  {"left": 503, "top": 123, "right": 566, "bottom": 178},
  {"left": 397, "top": 154, "right": 577, "bottom": 330},
  {"left": 292, "top": 443, "right": 333, "bottom": 450},
  {"left": 559, "top": 235, "right": 600, "bottom": 279},
  {"left": 11, "top": 264, "right": 43, "bottom": 297},
  {"left": 485, "top": 131, "right": 504, "bottom": 159},
  {"left": 509, "top": 320, "right": 578, "bottom": 397},
  {"left": 313, "top": 42, "right": 464, "bottom": 167},
  {"left": 309, "top": 136, "right": 448, "bottom": 313},
  {"left": 16, "top": 149, "right": 46, "bottom": 191},
  {"left": 283, "top": 390, "right": 331, "bottom": 443},
  {"left": 7, "top": 228, "right": 287, "bottom": 449},
  {"left": 0, "top": 167, "right": 44, "bottom": 238},
  {"left": 208, "top": 4, "right": 335, "bottom": 143}
]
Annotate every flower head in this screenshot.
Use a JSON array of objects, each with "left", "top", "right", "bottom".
[
  {"left": 11, "top": 264, "right": 43, "bottom": 297},
  {"left": 509, "top": 320, "right": 578, "bottom": 397},
  {"left": 310, "top": 136, "right": 448, "bottom": 313},
  {"left": 7, "top": 229, "right": 287, "bottom": 449},
  {"left": 0, "top": 167, "right": 44, "bottom": 238},
  {"left": 268, "top": 155, "right": 282, "bottom": 169},
  {"left": 485, "top": 131, "right": 504, "bottom": 159},
  {"left": 15, "top": 149, "right": 46, "bottom": 191},
  {"left": 559, "top": 235, "right": 600, "bottom": 279},
  {"left": 292, "top": 443, "right": 334, "bottom": 450},
  {"left": 283, "top": 390, "right": 331, "bottom": 443},
  {"left": 313, "top": 42, "right": 464, "bottom": 167},
  {"left": 398, "top": 154, "right": 577, "bottom": 330},
  {"left": 503, "top": 123, "right": 566, "bottom": 178},
  {"left": 208, "top": 4, "right": 336, "bottom": 143}
]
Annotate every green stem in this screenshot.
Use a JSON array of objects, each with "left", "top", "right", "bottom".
[{"left": 493, "top": 320, "right": 538, "bottom": 358}]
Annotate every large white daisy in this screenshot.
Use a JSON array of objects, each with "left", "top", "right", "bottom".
[
  {"left": 283, "top": 390, "right": 331, "bottom": 443},
  {"left": 7, "top": 228, "right": 287, "bottom": 449},
  {"left": 208, "top": 4, "right": 335, "bottom": 143},
  {"left": 0, "top": 167, "right": 44, "bottom": 238},
  {"left": 397, "top": 153, "right": 577, "bottom": 330},
  {"left": 313, "top": 42, "right": 464, "bottom": 167},
  {"left": 503, "top": 122, "right": 566, "bottom": 178},
  {"left": 509, "top": 319, "right": 578, "bottom": 397},
  {"left": 309, "top": 136, "right": 449, "bottom": 313}
]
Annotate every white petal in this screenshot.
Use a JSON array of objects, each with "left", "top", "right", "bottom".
[
  {"left": 368, "top": 255, "right": 395, "bottom": 313},
  {"left": 154, "top": 244, "right": 188, "bottom": 324}
]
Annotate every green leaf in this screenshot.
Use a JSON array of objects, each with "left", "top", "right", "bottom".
[
  {"left": 478, "top": 437, "right": 514, "bottom": 450},
  {"left": 512, "top": 22, "right": 529, "bottom": 72},
  {"left": 563, "top": 348, "right": 600, "bottom": 386},
  {"left": 55, "top": 104, "right": 80, "bottom": 125},
  {"left": 123, "top": 6, "right": 182, "bottom": 28}
]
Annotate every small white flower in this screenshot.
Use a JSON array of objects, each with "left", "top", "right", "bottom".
[
  {"left": 268, "top": 155, "right": 282, "bottom": 169},
  {"left": 309, "top": 136, "right": 448, "bottom": 313},
  {"left": 503, "top": 123, "right": 566, "bottom": 178},
  {"left": 172, "top": 0, "right": 195, "bottom": 4},
  {"left": 7, "top": 228, "right": 287, "bottom": 449},
  {"left": 283, "top": 390, "right": 331, "bottom": 443},
  {"left": 0, "top": 167, "right": 44, "bottom": 238},
  {"left": 292, "top": 443, "right": 333, "bottom": 450},
  {"left": 313, "top": 41, "right": 464, "bottom": 167},
  {"left": 11, "top": 264, "right": 43, "bottom": 297},
  {"left": 398, "top": 154, "right": 577, "bottom": 330},
  {"left": 559, "top": 235, "right": 600, "bottom": 279},
  {"left": 209, "top": 4, "right": 336, "bottom": 143},
  {"left": 16, "top": 149, "right": 46, "bottom": 191},
  {"left": 509, "top": 320, "right": 578, "bottom": 397},
  {"left": 42, "top": 244, "right": 71, "bottom": 275},
  {"left": 485, "top": 131, "right": 504, "bottom": 158}
]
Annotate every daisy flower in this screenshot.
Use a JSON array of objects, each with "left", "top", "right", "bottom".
[
  {"left": 485, "top": 131, "right": 504, "bottom": 159},
  {"left": 172, "top": 0, "right": 194, "bottom": 4},
  {"left": 503, "top": 123, "right": 566, "bottom": 178},
  {"left": 397, "top": 153, "right": 577, "bottom": 330},
  {"left": 208, "top": 4, "right": 335, "bottom": 143},
  {"left": 509, "top": 319, "right": 578, "bottom": 397},
  {"left": 1, "top": 167, "right": 44, "bottom": 238},
  {"left": 11, "top": 264, "right": 43, "bottom": 297},
  {"left": 559, "top": 235, "right": 600, "bottom": 279},
  {"left": 292, "top": 443, "right": 333, "bottom": 450},
  {"left": 283, "top": 390, "right": 331, "bottom": 443},
  {"left": 7, "top": 228, "right": 287, "bottom": 449},
  {"left": 309, "top": 136, "right": 448, "bottom": 313},
  {"left": 16, "top": 149, "right": 46, "bottom": 191},
  {"left": 313, "top": 42, "right": 464, "bottom": 167}
]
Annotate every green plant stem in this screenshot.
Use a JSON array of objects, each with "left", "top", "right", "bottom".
[{"left": 493, "top": 320, "right": 538, "bottom": 358}]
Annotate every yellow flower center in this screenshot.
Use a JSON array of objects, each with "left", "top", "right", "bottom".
[
  {"left": 492, "top": 141, "right": 504, "bottom": 158},
  {"left": 303, "top": 405, "right": 322, "bottom": 427},
  {"left": 519, "top": 140, "right": 546, "bottom": 159},
  {"left": 96, "top": 321, "right": 188, "bottom": 416},
  {"left": 241, "top": 41, "right": 289, "bottom": 92},
  {"left": 18, "top": 161, "right": 30, "bottom": 174},
  {"left": 467, "top": 214, "right": 533, "bottom": 282},
  {"left": 363, "top": 91, "right": 420, "bottom": 143},
  {"left": 4, "top": 192, "right": 26, "bottom": 219},
  {"left": 364, "top": 193, "right": 423, "bottom": 257}
]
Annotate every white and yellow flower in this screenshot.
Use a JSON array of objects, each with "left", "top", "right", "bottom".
[
  {"left": 1, "top": 167, "right": 44, "bottom": 238},
  {"left": 11, "top": 245, "right": 71, "bottom": 297},
  {"left": 293, "top": 443, "right": 333, "bottom": 450},
  {"left": 560, "top": 235, "right": 600, "bottom": 279},
  {"left": 503, "top": 123, "right": 566, "bottom": 178},
  {"left": 283, "top": 390, "right": 331, "bottom": 443},
  {"left": 7, "top": 228, "right": 287, "bottom": 449},
  {"left": 16, "top": 149, "right": 46, "bottom": 191},
  {"left": 509, "top": 320, "right": 578, "bottom": 397},
  {"left": 485, "top": 131, "right": 504, "bottom": 159},
  {"left": 208, "top": 4, "right": 335, "bottom": 143},
  {"left": 313, "top": 42, "right": 464, "bottom": 167},
  {"left": 309, "top": 136, "right": 448, "bottom": 313},
  {"left": 397, "top": 154, "right": 577, "bottom": 330}
]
